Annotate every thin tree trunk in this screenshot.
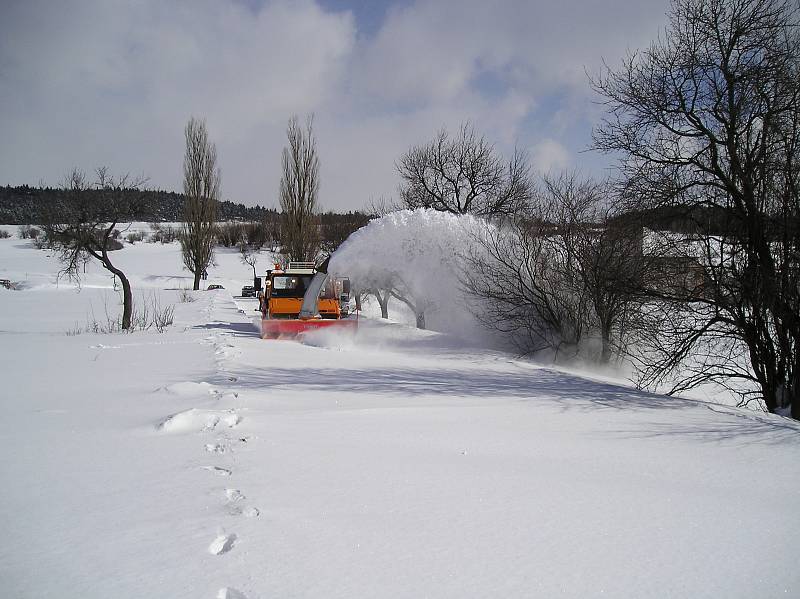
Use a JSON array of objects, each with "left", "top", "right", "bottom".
[
  {"left": 375, "top": 289, "right": 390, "bottom": 319},
  {"left": 793, "top": 352, "right": 800, "bottom": 419},
  {"left": 103, "top": 259, "right": 133, "bottom": 330},
  {"left": 193, "top": 270, "right": 201, "bottom": 291},
  {"left": 119, "top": 273, "right": 133, "bottom": 330},
  {"left": 600, "top": 321, "right": 612, "bottom": 364}
]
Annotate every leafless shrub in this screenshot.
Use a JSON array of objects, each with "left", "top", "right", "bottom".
[
  {"left": 68, "top": 291, "right": 175, "bottom": 335},
  {"left": 178, "top": 288, "right": 195, "bottom": 303},
  {"left": 18, "top": 225, "right": 40, "bottom": 240},
  {"left": 0, "top": 230, "right": 10, "bottom": 239},
  {"left": 464, "top": 172, "right": 659, "bottom": 362},
  {"left": 126, "top": 231, "right": 145, "bottom": 244},
  {"left": 365, "top": 196, "right": 400, "bottom": 218},
  {"left": 149, "top": 223, "right": 178, "bottom": 244},
  {"left": 216, "top": 222, "right": 244, "bottom": 247},
  {"left": 243, "top": 221, "right": 267, "bottom": 248},
  {"left": 150, "top": 293, "right": 175, "bottom": 332},
  {"left": 32, "top": 228, "right": 55, "bottom": 249}
]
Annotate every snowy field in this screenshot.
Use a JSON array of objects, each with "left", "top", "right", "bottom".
[{"left": 2, "top": 227, "right": 800, "bottom": 598}]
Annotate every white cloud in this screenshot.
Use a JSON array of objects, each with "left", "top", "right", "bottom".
[
  {"left": 530, "top": 138, "right": 570, "bottom": 173},
  {"left": 0, "top": 0, "right": 668, "bottom": 210}
]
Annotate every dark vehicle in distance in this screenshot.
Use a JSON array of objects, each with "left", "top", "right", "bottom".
[
  {"left": 207, "top": 284, "right": 224, "bottom": 290},
  {"left": 241, "top": 285, "right": 256, "bottom": 297}
]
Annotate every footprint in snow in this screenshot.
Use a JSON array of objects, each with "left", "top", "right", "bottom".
[
  {"left": 224, "top": 489, "right": 260, "bottom": 517},
  {"left": 205, "top": 443, "right": 228, "bottom": 454},
  {"left": 157, "top": 408, "right": 240, "bottom": 434},
  {"left": 217, "top": 588, "right": 248, "bottom": 599},
  {"left": 229, "top": 504, "right": 260, "bottom": 518},
  {"left": 225, "top": 488, "right": 245, "bottom": 503},
  {"left": 203, "top": 466, "right": 232, "bottom": 477},
  {"left": 208, "top": 533, "right": 237, "bottom": 555}
]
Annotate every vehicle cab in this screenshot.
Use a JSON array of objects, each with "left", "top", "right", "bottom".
[{"left": 265, "top": 262, "right": 350, "bottom": 319}]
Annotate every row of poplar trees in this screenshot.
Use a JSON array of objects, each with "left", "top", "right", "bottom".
[{"left": 180, "top": 115, "right": 320, "bottom": 290}]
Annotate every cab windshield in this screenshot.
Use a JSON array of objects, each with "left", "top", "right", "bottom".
[{"left": 270, "top": 274, "right": 313, "bottom": 298}]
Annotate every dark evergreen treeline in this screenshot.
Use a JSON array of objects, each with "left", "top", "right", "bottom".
[
  {"left": 0, "top": 184, "right": 273, "bottom": 224},
  {"left": 1, "top": 184, "right": 372, "bottom": 253}
]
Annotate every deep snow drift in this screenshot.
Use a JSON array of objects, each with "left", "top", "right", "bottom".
[{"left": 1, "top": 226, "right": 800, "bottom": 598}]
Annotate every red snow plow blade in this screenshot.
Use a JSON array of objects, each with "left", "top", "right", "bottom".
[{"left": 260, "top": 317, "right": 358, "bottom": 339}]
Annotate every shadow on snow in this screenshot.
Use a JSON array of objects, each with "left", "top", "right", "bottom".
[{"left": 193, "top": 321, "right": 260, "bottom": 337}]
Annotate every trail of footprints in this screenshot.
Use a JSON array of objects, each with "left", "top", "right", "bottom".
[
  {"left": 201, "top": 404, "right": 260, "bottom": 549},
  {"left": 186, "top": 329, "right": 259, "bottom": 597},
  {"left": 200, "top": 396, "right": 259, "bottom": 599},
  {"left": 184, "top": 310, "right": 273, "bottom": 596}
]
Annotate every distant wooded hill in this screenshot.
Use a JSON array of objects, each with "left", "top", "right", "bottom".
[{"left": 0, "top": 185, "right": 273, "bottom": 224}]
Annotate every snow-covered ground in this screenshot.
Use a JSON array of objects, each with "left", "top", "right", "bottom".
[{"left": 2, "top": 229, "right": 800, "bottom": 598}]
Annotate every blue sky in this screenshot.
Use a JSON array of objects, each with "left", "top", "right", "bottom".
[
  {"left": 0, "top": 0, "right": 668, "bottom": 211},
  {"left": 319, "top": 0, "right": 408, "bottom": 34}
]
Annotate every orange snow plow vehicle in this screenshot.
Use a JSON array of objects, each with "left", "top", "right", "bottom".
[{"left": 260, "top": 258, "right": 357, "bottom": 339}]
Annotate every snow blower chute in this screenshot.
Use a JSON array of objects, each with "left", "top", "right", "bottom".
[{"left": 260, "top": 257, "right": 357, "bottom": 339}]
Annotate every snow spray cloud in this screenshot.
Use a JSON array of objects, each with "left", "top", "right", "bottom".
[{"left": 328, "top": 208, "right": 498, "bottom": 344}]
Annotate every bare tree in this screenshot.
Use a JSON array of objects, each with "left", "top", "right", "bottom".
[
  {"left": 364, "top": 278, "right": 428, "bottom": 328},
  {"left": 365, "top": 195, "right": 401, "bottom": 218},
  {"left": 318, "top": 211, "right": 371, "bottom": 255},
  {"left": 264, "top": 212, "right": 282, "bottom": 253},
  {"left": 280, "top": 115, "right": 320, "bottom": 262},
  {"left": 592, "top": 0, "right": 800, "bottom": 417},
  {"left": 239, "top": 244, "right": 259, "bottom": 280},
  {"left": 540, "top": 172, "right": 664, "bottom": 363},
  {"left": 575, "top": 216, "right": 655, "bottom": 363},
  {"left": 397, "top": 122, "right": 532, "bottom": 218},
  {"left": 216, "top": 222, "right": 244, "bottom": 248},
  {"left": 180, "top": 117, "right": 219, "bottom": 290},
  {"left": 242, "top": 221, "right": 268, "bottom": 249},
  {"left": 463, "top": 171, "right": 657, "bottom": 362},
  {"left": 45, "top": 167, "right": 147, "bottom": 330},
  {"left": 464, "top": 216, "right": 586, "bottom": 357}
]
